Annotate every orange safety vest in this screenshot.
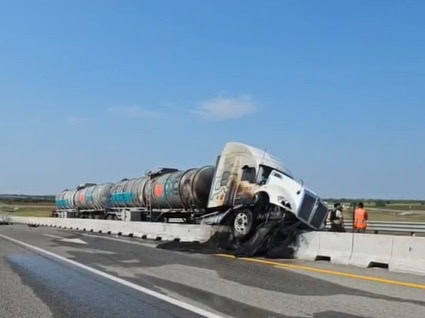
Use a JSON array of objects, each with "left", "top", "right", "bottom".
[{"left": 354, "top": 208, "right": 367, "bottom": 229}]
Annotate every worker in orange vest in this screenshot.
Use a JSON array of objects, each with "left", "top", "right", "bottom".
[{"left": 354, "top": 202, "right": 368, "bottom": 233}]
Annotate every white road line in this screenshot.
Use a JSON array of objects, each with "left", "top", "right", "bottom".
[
  {"left": 44, "top": 234, "right": 87, "bottom": 244},
  {"left": 60, "top": 238, "right": 88, "bottom": 245},
  {"left": 44, "top": 234, "right": 63, "bottom": 239},
  {"left": 0, "top": 233, "right": 224, "bottom": 318},
  {"left": 79, "top": 232, "right": 160, "bottom": 248}
]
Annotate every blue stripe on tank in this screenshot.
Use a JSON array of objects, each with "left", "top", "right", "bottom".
[{"left": 111, "top": 192, "right": 134, "bottom": 205}]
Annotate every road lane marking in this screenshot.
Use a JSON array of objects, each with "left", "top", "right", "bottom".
[
  {"left": 44, "top": 234, "right": 88, "bottom": 245},
  {"left": 44, "top": 234, "right": 63, "bottom": 239},
  {"left": 60, "top": 238, "right": 88, "bottom": 244},
  {"left": 215, "top": 254, "right": 425, "bottom": 291},
  {"left": 0, "top": 234, "right": 224, "bottom": 318},
  {"left": 79, "top": 232, "right": 159, "bottom": 248}
]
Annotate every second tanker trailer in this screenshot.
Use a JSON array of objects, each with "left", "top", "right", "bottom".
[{"left": 56, "top": 142, "right": 328, "bottom": 239}]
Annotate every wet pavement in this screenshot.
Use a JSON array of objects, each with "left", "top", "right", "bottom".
[
  {"left": 1, "top": 224, "right": 425, "bottom": 318},
  {"left": 5, "top": 253, "right": 200, "bottom": 318}
]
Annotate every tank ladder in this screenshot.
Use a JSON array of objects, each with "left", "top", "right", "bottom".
[{"left": 145, "top": 171, "right": 153, "bottom": 222}]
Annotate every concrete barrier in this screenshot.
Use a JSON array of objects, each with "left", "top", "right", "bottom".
[
  {"left": 316, "top": 232, "right": 353, "bottom": 265},
  {"left": 0, "top": 215, "right": 9, "bottom": 225},
  {"left": 294, "top": 231, "right": 425, "bottom": 276},
  {"left": 0, "top": 216, "right": 229, "bottom": 243},
  {"left": 2, "top": 216, "right": 425, "bottom": 276},
  {"left": 349, "top": 233, "right": 392, "bottom": 268},
  {"left": 390, "top": 236, "right": 425, "bottom": 276},
  {"left": 293, "top": 231, "right": 320, "bottom": 261}
]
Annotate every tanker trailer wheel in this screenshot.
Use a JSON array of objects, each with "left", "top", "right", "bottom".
[{"left": 232, "top": 208, "right": 254, "bottom": 240}]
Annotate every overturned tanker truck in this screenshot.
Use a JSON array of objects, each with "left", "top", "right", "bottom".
[{"left": 56, "top": 142, "right": 328, "bottom": 240}]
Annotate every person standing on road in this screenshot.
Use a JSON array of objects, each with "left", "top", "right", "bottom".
[
  {"left": 329, "top": 203, "right": 345, "bottom": 232},
  {"left": 354, "top": 202, "right": 368, "bottom": 233}
]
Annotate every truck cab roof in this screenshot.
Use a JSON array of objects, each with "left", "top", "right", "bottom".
[{"left": 222, "top": 142, "right": 293, "bottom": 178}]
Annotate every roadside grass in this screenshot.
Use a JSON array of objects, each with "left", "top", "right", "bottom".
[
  {"left": 368, "top": 205, "right": 425, "bottom": 212},
  {"left": 363, "top": 203, "right": 425, "bottom": 211},
  {"left": 384, "top": 203, "right": 425, "bottom": 209},
  {"left": 2, "top": 200, "right": 425, "bottom": 221},
  {"left": 0, "top": 205, "right": 53, "bottom": 218},
  {"left": 343, "top": 209, "right": 425, "bottom": 222}
]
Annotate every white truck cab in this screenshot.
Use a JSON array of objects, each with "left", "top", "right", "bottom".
[{"left": 208, "top": 142, "right": 327, "bottom": 238}]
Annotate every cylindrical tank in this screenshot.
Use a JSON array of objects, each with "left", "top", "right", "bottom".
[
  {"left": 163, "top": 170, "right": 186, "bottom": 208},
  {"left": 181, "top": 166, "right": 215, "bottom": 208},
  {"left": 75, "top": 183, "right": 114, "bottom": 210},
  {"left": 57, "top": 166, "right": 215, "bottom": 212},
  {"left": 55, "top": 189, "right": 78, "bottom": 210},
  {"left": 149, "top": 166, "right": 215, "bottom": 210},
  {"left": 150, "top": 171, "right": 185, "bottom": 209},
  {"left": 110, "top": 177, "right": 149, "bottom": 208},
  {"left": 109, "top": 166, "right": 214, "bottom": 211}
]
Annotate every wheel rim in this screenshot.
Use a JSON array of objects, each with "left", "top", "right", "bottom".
[{"left": 234, "top": 212, "right": 249, "bottom": 235}]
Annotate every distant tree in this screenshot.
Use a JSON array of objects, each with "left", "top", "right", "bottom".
[{"left": 375, "top": 200, "right": 386, "bottom": 207}]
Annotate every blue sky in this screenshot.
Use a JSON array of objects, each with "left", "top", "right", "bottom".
[{"left": 0, "top": 0, "right": 424, "bottom": 199}]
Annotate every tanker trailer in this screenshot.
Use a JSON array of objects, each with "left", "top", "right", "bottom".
[
  {"left": 107, "top": 142, "right": 327, "bottom": 240},
  {"left": 108, "top": 166, "right": 215, "bottom": 221},
  {"left": 55, "top": 142, "right": 328, "bottom": 241},
  {"left": 149, "top": 166, "right": 214, "bottom": 210},
  {"left": 74, "top": 183, "right": 114, "bottom": 218},
  {"left": 55, "top": 189, "right": 78, "bottom": 217}
]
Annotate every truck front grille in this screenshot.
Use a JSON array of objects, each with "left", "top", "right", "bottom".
[
  {"left": 297, "top": 190, "right": 316, "bottom": 222},
  {"left": 310, "top": 201, "right": 328, "bottom": 229}
]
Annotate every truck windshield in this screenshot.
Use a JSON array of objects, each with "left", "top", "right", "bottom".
[
  {"left": 257, "top": 165, "right": 273, "bottom": 185},
  {"left": 258, "top": 165, "right": 293, "bottom": 185}
]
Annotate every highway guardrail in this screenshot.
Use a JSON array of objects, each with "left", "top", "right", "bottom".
[{"left": 326, "top": 221, "right": 425, "bottom": 235}]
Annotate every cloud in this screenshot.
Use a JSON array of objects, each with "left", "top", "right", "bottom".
[
  {"left": 66, "top": 116, "right": 88, "bottom": 126},
  {"left": 107, "top": 106, "right": 164, "bottom": 119},
  {"left": 195, "top": 95, "right": 257, "bottom": 120}
]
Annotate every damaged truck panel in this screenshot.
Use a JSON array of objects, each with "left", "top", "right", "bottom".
[
  {"left": 207, "top": 143, "right": 327, "bottom": 238},
  {"left": 257, "top": 170, "right": 327, "bottom": 229},
  {"left": 207, "top": 142, "right": 292, "bottom": 209}
]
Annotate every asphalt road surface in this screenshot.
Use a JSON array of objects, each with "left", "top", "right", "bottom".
[{"left": 0, "top": 224, "right": 424, "bottom": 318}]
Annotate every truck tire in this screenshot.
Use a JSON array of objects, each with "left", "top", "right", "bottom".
[{"left": 232, "top": 208, "right": 254, "bottom": 240}]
